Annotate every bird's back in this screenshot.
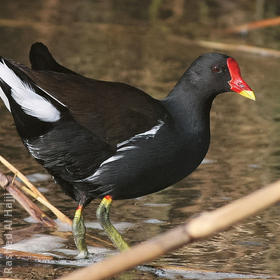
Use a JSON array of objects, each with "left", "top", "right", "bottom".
[{"left": 8, "top": 59, "right": 168, "bottom": 146}]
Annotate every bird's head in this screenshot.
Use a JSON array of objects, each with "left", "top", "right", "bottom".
[{"left": 187, "top": 53, "right": 255, "bottom": 101}]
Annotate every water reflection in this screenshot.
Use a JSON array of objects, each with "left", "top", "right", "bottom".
[{"left": 1, "top": 0, "right": 280, "bottom": 279}]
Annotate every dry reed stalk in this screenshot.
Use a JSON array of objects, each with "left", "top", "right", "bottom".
[
  {"left": 0, "top": 155, "right": 72, "bottom": 225},
  {"left": 0, "top": 155, "right": 47, "bottom": 200},
  {"left": 0, "top": 278, "right": 23, "bottom": 280},
  {"left": 0, "top": 248, "right": 54, "bottom": 261},
  {"left": 168, "top": 35, "right": 280, "bottom": 58},
  {"left": 224, "top": 16, "right": 280, "bottom": 34},
  {"left": 0, "top": 171, "right": 55, "bottom": 227}
]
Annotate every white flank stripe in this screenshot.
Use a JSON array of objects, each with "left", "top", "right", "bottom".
[
  {"left": 78, "top": 155, "right": 124, "bottom": 183},
  {"left": 117, "top": 146, "right": 138, "bottom": 152},
  {"left": 78, "top": 120, "right": 165, "bottom": 183},
  {"left": 0, "top": 88, "right": 11, "bottom": 111},
  {"left": 0, "top": 60, "right": 61, "bottom": 122},
  {"left": 137, "top": 120, "right": 165, "bottom": 137},
  {"left": 99, "top": 154, "right": 123, "bottom": 167},
  {"left": 117, "top": 120, "right": 164, "bottom": 148},
  {"left": 80, "top": 170, "right": 100, "bottom": 182}
]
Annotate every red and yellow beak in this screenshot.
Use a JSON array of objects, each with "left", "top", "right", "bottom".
[{"left": 227, "top": 57, "right": 255, "bottom": 101}]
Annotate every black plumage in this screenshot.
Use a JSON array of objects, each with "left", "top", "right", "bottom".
[{"left": 0, "top": 43, "right": 255, "bottom": 256}]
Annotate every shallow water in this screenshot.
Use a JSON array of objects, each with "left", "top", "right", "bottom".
[{"left": 0, "top": 1, "right": 280, "bottom": 279}]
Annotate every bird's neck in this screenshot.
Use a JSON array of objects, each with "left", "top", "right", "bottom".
[{"left": 162, "top": 77, "right": 214, "bottom": 134}]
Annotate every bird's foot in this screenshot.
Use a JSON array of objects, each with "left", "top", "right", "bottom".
[
  {"left": 72, "top": 204, "right": 90, "bottom": 259},
  {"left": 75, "top": 249, "right": 90, "bottom": 259},
  {"left": 97, "top": 195, "right": 130, "bottom": 251}
]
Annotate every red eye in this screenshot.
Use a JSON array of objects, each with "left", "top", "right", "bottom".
[{"left": 211, "top": 66, "right": 221, "bottom": 73}]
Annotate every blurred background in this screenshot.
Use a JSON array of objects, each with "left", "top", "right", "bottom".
[{"left": 0, "top": 0, "right": 280, "bottom": 279}]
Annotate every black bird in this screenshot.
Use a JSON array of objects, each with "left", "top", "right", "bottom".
[{"left": 0, "top": 43, "right": 255, "bottom": 258}]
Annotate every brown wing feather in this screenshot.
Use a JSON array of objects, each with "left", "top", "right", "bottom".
[{"left": 10, "top": 61, "right": 168, "bottom": 146}]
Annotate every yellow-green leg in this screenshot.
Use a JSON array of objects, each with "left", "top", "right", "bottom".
[
  {"left": 72, "top": 204, "right": 89, "bottom": 259},
  {"left": 96, "top": 195, "right": 129, "bottom": 251}
]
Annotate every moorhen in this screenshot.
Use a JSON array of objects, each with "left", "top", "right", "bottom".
[{"left": 0, "top": 42, "right": 255, "bottom": 258}]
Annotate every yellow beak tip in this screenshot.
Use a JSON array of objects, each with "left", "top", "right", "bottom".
[{"left": 239, "top": 90, "right": 256, "bottom": 101}]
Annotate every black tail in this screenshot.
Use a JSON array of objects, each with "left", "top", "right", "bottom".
[{"left": 29, "top": 42, "right": 79, "bottom": 75}]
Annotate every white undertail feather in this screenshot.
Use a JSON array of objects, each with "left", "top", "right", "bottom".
[{"left": 0, "top": 59, "right": 61, "bottom": 122}]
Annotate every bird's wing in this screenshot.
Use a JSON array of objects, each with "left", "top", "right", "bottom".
[{"left": 7, "top": 59, "right": 169, "bottom": 147}]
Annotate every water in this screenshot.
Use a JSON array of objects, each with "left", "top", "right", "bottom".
[{"left": 1, "top": 1, "right": 280, "bottom": 279}]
